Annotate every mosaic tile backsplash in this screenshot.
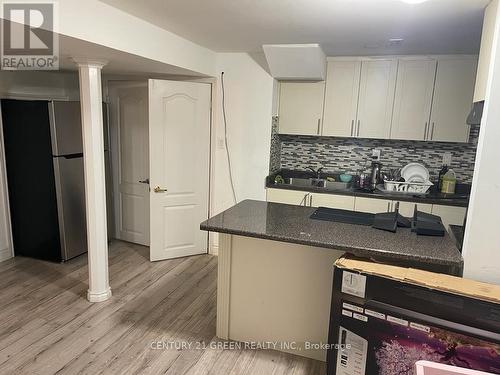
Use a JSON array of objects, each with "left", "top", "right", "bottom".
[{"left": 274, "top": 124, "right": 479, "bottom": 184}]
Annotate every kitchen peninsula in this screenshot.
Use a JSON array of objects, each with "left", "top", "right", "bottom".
[{"left": 200, "top": 200, "right": 463, "bottom": 361}]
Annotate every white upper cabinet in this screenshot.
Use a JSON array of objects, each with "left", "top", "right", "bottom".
[
  {"left": 322, "top": 61, "right": 361, "bottom": 137},
  {"left": 278, "top": 81, "right": 325, "bottom": 135},
  {"left": 391, "top": 59, "right": 437, "bottom": 141},
  {"left": 356, "top": 59, "right": 398, "bottom": 139},
  {"left": 429, "top": 57, "right": 477, "bottom": 143}
]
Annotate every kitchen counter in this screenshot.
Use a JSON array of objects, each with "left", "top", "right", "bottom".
[
  {"left": 201, "top": 199, "right": 464, "bottom": 274},
  {"left": 201, "top": 200, "right": 464, "bottom": 361},
  {"left": 449, "top": 224, "right": 465, "bottom": 251},
  {"left": 266, "top": 170, "right": 470, "bottom": 208}
]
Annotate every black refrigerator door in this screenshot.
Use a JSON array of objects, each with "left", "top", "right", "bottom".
[{"left": 1, "top": 99, "right": 61, "bottom": 261}]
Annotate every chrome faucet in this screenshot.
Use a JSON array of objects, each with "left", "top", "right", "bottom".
[{"left": 306, "top": 166, "right": 324, "bottom": 179}]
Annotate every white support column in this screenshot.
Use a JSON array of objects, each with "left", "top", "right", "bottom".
[{"left": 73, "top": 58, "right": 112, "bottom": 302}]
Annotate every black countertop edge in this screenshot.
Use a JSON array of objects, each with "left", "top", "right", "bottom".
[
  {"left": 266, "top": 182, "right": 469, "bottom": 208},
  {"left": 201, "top": 223, "right": 462, "bottom": 267},
  {"left": 200, "top": 200, "right": 464, "bottom": 275}
]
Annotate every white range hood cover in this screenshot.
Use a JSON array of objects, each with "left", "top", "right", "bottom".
[{"left": 263, "top": 44, "right": 326, "bottom": 81}]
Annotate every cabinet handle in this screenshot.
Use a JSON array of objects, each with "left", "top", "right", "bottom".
[
  {"left": 301, "top": 193, "right": 309, "bottom": 206},
  {"left": 357, "top": 120, "right": 360, "bottom": 137},
  {"left": 350, "top": 120, "right": 354, "bottom": 136},
  {"left": 317, "top": 119, "right": 321, "bottom": 135},
  {"left": 387, "top": 202, "right": 391, "bottom": 212},
  {"left": 424, "top": 122, "right": 429, "bottom": 140},
  {"left": 430, "top": 122, "right": 435, "bottom": 140}
]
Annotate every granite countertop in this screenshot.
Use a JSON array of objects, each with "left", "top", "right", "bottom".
[
  {"left": 449, "top": 224, "right": 464, "bottom": 251},
  {"left": 201, "top": 200, "right": 464, "bottom": 274},
  {"left": 267, "top": 170, "right": 470, "bottom": 207}
]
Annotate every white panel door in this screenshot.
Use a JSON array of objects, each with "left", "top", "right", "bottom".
[
  {"left": 322, "top": 61, "right": 361, "bottom": 137},
  {"left": 429, "top": 58, "right": 477, "bottom": 143},
  {"left": 278, "top": 82, "right": 325, "bottom": 135},
  {"left": 356, "top": 59, "right": 398, "bottom": 139},
  {"left": 391, "top": 59, "right": 436, "bottom": 141},
  {"left": 149, "top": 80, "right": 211, "bottom": 261},
  {"left": 354, "top": 197, "right": 392, "bottom": 214},
  {"left": 310, "top": 193, "right": 355, "bottom": 210},
  {"left": 111, "top": 84, "right": 150, "bottom": 246}
]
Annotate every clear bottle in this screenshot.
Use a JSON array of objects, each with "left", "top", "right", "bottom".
[{"left": 438, "top": 164, "right": 449, "bottom": 191}]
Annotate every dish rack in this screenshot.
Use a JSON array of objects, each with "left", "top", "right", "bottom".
[{"left": 383, "top": 180, "right": 433, "bottom": 194}]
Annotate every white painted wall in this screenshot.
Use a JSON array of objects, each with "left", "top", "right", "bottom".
[
  {"left": 0, "top": 71, "right": 79, "bottom": 100},
  {"left": 212, "top": 53, "right": 274, "bottom": 219},
  {"left": 56, "top": 0, "right": 216, "bottom": 77},
  {"left": 463, "top": 2, "right": 500, "bottom": 285}
]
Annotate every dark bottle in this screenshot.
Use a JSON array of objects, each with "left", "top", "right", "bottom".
[{"left": 438, "top": 164, "right": 449, "bottom": 191}]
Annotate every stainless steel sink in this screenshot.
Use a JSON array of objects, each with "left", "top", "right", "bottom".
[
  {"left": 288, "top": 178, "right": 313, "bottom": 187},
  {"left": 323, "top": 180, "right": 351, "bottom": 190},
  {"left": 287, "top": 178, "right": 351, "bottom": 190}
]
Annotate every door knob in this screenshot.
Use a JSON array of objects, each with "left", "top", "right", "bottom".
[
  {"left": 153, "top": 186, "right": 167, "bottom": 193},
  {"left": 139, "top": 178, "right": 150, "bottom": 184}
]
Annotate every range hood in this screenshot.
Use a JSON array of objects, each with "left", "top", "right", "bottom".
[
  {"left": 263, "top": 44, "right": 326, "bottom": 81},
  {"left": 466, "top": 101, "right": 484, "bottom": 125}
]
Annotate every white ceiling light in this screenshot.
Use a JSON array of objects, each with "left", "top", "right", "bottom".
[{"left": 400, "top": 0, "right": 429, "bottom": 4}]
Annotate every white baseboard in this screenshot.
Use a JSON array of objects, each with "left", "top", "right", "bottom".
[{"left": 0, "top": 247, "right": 13, "bottom": 262}]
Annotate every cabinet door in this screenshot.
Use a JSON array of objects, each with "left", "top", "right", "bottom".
[
  {"left": 429, "top": 58, "right": 477, "bottom": 143},
  {"left": 278, "top": 82, "right": 325, "bottom": 135},
  {"left": 394, "top": 201, "right": 432, "bottom": 217},
  {"left": 322, "top": 61, "right": 361, "bottom": 137},
  {"left": 266, "top": 188, "right": 309, "bottom": 206},
  {"left": 310, "top": 193, "right": 355, "bottom": 210},
  {"left": 391, "top": 59, "right": 436, "bottom": 141},
  {"left": 431, "top": 205, "right": 467, "bottom": 232},
  {"left": 354, "top": 197, "right": 392, "bottom": 214},
  {"left": 356, "top": 59, "right": 398, "bottom": 139}
]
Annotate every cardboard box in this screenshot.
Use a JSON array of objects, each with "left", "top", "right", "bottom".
[{"left": 327, "top": 256, "right": 500, "bottom": 375}]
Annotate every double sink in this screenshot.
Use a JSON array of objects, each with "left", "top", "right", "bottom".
[{"left": 287, "top": 177, "right": 352, "bottom": 191}]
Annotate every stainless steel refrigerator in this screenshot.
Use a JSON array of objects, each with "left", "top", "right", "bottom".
[
  {"left": 49, "top": 101, "right": 114, "bottom": 261},
  {"left": 1, "top": 99, "right": 113, "bottom": 262}
]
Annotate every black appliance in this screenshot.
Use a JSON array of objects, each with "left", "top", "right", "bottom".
[
  {"left": 1, "top": 99, "right": 113, "bottom": 261},
  {"left": 327, "top": 259, "right": 500, "bottom": 375}
]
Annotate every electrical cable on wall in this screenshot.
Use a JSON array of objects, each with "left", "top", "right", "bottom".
[{"left": 221, "top": 72, "right": 238, "bottom": 204}]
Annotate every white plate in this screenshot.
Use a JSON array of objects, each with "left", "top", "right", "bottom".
[{"left": 401, "top": 163, "right": 429, "bottom": 183}]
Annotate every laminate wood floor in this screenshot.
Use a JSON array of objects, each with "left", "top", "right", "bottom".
[{"left": 0, "top": 240, "right": 326, "bottom": 375}]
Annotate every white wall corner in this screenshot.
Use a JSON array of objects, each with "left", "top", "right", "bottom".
[{"left": 462, "top": 2, "right": 500, "bottom": 285}]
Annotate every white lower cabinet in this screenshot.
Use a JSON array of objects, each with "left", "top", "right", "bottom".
[
  {"left": 267, "top": 189, "right": 467, "bottom": 234},
  {"left": 354, "top": 197, "right": 392, "bottom": 213},
  {"left": 431, "top": 205, "right": 467, "bottom": 231},
  {"left": 394, "top": 201, "right": 433, "bottom": 217},
  {"left": 266, "top": 188, "right": 310, "bottom": 206},
  {"left": 309, "top": 193, "right": 355, "bottom": 210}
]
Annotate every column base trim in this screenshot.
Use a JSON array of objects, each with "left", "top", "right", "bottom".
[{"left": 87, "top": 287, "right": 112, "bottom": 302}]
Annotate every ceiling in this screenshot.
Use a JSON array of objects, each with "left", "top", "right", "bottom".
[
  {"left": 59, "top": 35, "right": 205, "bottom": 77},
  {"left": 100, "top": 0, "right": 489, "bottom": 56}
]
